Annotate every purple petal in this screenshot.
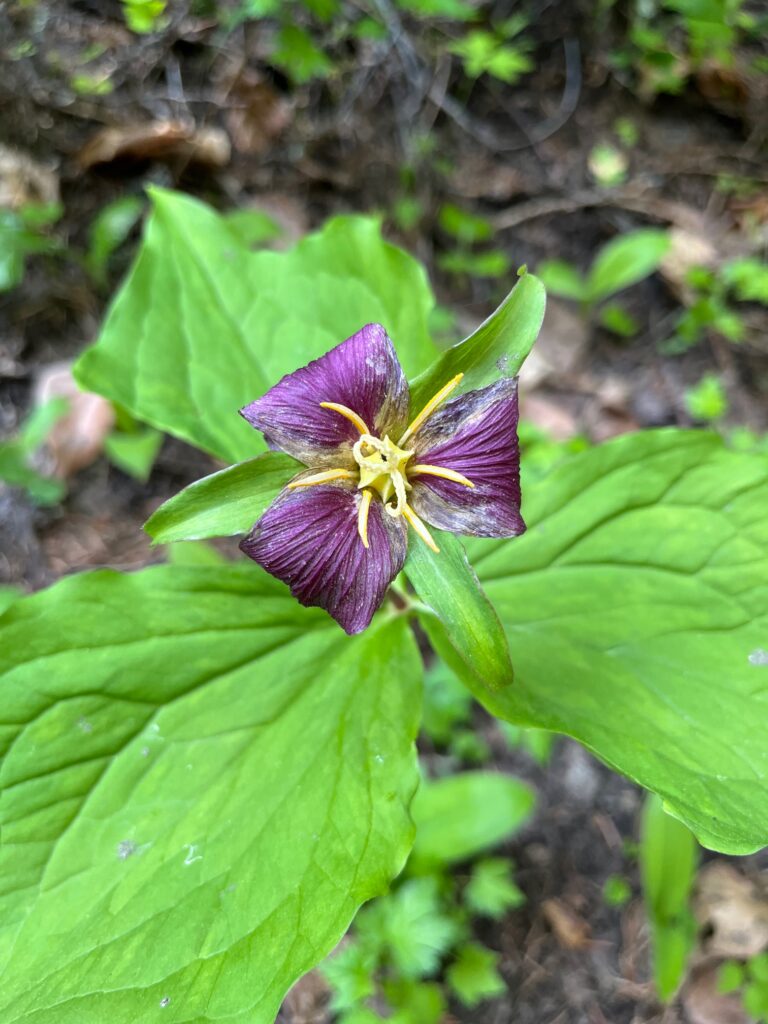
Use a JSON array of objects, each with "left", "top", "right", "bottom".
[
  {"left": 240, "top": 324, "right": 409, "bottom": 465},
  {"left": 409, "top": 378, "right": 525, "bottom": 538},
  {"left": 240, "top": 484, "right": 407, "bottom": 635}
]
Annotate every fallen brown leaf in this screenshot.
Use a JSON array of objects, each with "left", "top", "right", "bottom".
[
  {"left": 225, "top": 69, "right": 292, "bottom": 155},
  {"left": 695, "top": 861, "right": 768, "bottom": 960},
  {"left": 78, "top": 121, "right": 231, "bottom": 170}
]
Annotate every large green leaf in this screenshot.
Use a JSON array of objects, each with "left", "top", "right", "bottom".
[
  {"left": 467, "top": 429, "right": 768, "bottom": 854},
  {"left": 145, "top": 451, "right": 300, "bottom": 543},
  {"left": 75, "top": 191, "right": 438, "bottom": 463},
  {"left": 408, "top": 272, "right": 545, "bottom": 413},
  {"left": 0, "top": 566, "right": 422, "bottom": 1023}
]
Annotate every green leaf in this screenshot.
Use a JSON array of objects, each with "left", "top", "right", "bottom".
[
  {"left": 405, "top": 530, "right": 514, "bottom": 697},
  {"left": 355, "top": 877, "right": 460, "bottom": 979},
  {"left": 395, "top": 0, "right": 478, "bottom": 20},
  {"left": 272, "top": 25, "right": 333, "bottom": 83},
  {"left": 438, "top": 203, "right": 492, "bottom": 244},
  {"left": 468, "top": 428, "right": 768, "bottom": 853},
  {"left": 717, "top": 960, "right": 746, "bottom": 994},
  {"left": 684, "top": 373, "right": 728, "bottom": 422},
  {"left": 723, "top": 258, "right": 768, "bottom": 305},
  {"left": 465, "top": 858, "right": 525, "bottom": 918},
  {"left": 145, "top": 451, "right": 300, "bottom": 543},
  {"left": 408, "top": 272, "right": 545, "bottom": 414},
  {"left": 438, "top": 248, "right": 510, "bottom": 279},
  {"left": 585, "top": 229, "right": 670, "bottom": 303},
  {"left": 421, "top": 660, "right": 472, "bottom": 746},
  {"left": 382, "top": 979, "right": 445, "bottom": 1024},
  {"left": 750, "top": 953, "right": 768, "bottom": 983},
  {"left": 537, "top": 259, "right": 586, "bottom": 301},
  {"left": 166, "top": 541, "right": 226, "bottom": 566},
  {"left": 0, "top": 565, "right": 422, "bottom": 1023},
  {"left": 410, "top": 771, "right": 534, "bottom": 870},
  {"left": 640, "top": 793, "right": 698, "bottom": 925},
  {"left": 85, "top": 196, "right": 144, "bottom": 287},
  {"left": 18, "top": 398, "right": 69, "bottom": 454},
  {"left": 446, "top": 943, "right": 505, "bottom": 1006},
  {"left": 599, "top": 302, "right": 639, "bottom": 337},
  {"left": 649, "top": 917, "right": 696, "bottom": 1001},
  {"left": 222, "top": 209, "right": 282, "bottom": 248},
  {"left": 744, "top": 981, "right": 768, "bottom": 1020},
  {"left": 104, "top": 426, "right": 163, "bottom": 481},
  {"left": 320, "top": 942, "right": 376, "bottom": 1012},
  {"left": 75, "top": 192, "right": 438, "bottom": 463},
  {"left": 0, "top": 587, "right": 20, "bottom": 616},
  {"left": 603, "top": 875, "right": 632, "bottom": 907}
]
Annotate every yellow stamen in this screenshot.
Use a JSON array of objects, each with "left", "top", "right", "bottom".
[
  {"left": 409, "top": 464, "right": 474, "bottom": 488},
  {"left": 402, "top": 503, "right": 440, "bottom": 553},
  {"left": 320, "top": 402, "right": 370, "bottom": 435},
  {"left": 398, "top": 373, "right": 464, "bottom": 446},
  {"left": 287, "top": 468, "right": 357, "bottom": 489},
  {"left": 358, "top": 488, "right": 373, "bottom": 548}
]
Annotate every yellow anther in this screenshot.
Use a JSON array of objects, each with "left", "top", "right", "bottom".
[
  {"left": 398, "top": 373, "right": 464, "bottom": 445},
  {"left": 409, "top": 464, "right": 475, "bottom": 488},
  {"left": 402, "top": 503, "right": 440, "bottom": 553},
  {"left": 320, "top": 402, "right": 370, "bottom": 435},
  {"left": 287, "top": 468, "right": 357, "bottom": 489},
  {"left": 358, "top": 488, "right": 373, "bottom": 548}
]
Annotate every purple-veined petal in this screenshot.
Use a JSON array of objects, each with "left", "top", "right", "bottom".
[
  {"left": 240, "top": 483, "right": 407, "bottom": 635},
  {"left": 409, "top": 378, "right": 525, "bottom": 539},
  {"left": 240, "top": 324, "right": 409, "bottom": 465}
]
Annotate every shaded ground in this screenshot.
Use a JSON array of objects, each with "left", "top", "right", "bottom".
[{"left": 1, "top": 2, "right": 767, "bottom": 1022}]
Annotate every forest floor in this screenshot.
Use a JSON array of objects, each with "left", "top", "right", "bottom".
[{"left": 1, "top": 2, "right": 767, "bottom": 1022}]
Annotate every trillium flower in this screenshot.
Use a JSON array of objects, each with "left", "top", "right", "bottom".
[{"left": 239, "top": 324, "right": 525, "bottom": 634}]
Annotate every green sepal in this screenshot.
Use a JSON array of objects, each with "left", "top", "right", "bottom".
[
  {"left": 404, "top": 530, "right": 514, "bottom": 695},
  {"left": 144, "top": 451, "right": 300, "bottom": 543},
  {"left": 408, "top": 272, "right": 545, "bottom": 413}
]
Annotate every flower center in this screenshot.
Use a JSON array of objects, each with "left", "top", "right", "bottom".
[
  {"left": 289, "top": 373, "right": 477, "bottom": 555},
  {"left": 352, "top": 433, "right": 414, "bottom": 516}
]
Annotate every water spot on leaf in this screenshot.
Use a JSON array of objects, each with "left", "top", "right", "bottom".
[
  {"left": 159, "top": 996, "right": 170, "bottom": 1008},
  {"left": 76, "top": 717, "right": 93, "bottom": 733},
  {"left": 141, "top": 746, "right": 150, "bottom": 757},
  {"left": 117, "top": 840, "right": 138, "bottom": 860},
  {"left": 183, "top": 843, "right": 202, "bottom": 866},
  {"left": 495, "top": 354, "right": 510, "bottom": 375},
  {"left": 748, "top": 649, "right": 768, "bottom": 666}
]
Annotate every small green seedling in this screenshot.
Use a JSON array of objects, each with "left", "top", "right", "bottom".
[
  {"left": 718, "top": 953, "right": 768, "bottom": 1021},
  {"left": 640, "top": 793, "right": 699, "bottom": 1001},
  {"left": 437, "top": 203, "right": 509, "bottom": 281},
  {"left": 665, "top": 257, "right": 768, "bottom": 352},
  {"left": 449, "top": 17, "right": 533, "bottom": 84},
  {"left": 121, "top": 0, "right": 166, "bottom": 33},
  {"left": 538, "top": 229, "right": 670, "bottom": 336},
  {"left": 0, "top": 398, "right": 68, "bottom": 505},
  {"left": 603, "top": 874, "right": 632, "bottom": 907},
  {"left": 85, "top": 197, "right": 144, "bottom": 288},
  {"left": 0, "top": 201, "right": 63, "bottom": 293},
  {"left": 684, "top": 374, "right": 728, "bottom": 423},
  {"left": 320, "top": 769, "right": 532, "bottom": 1020}
]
